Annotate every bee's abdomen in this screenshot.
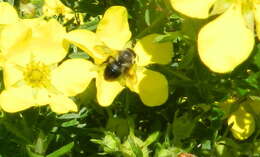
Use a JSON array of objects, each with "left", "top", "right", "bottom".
[{"left": 104, "top": 63, "right": 122, "bottom": 81}]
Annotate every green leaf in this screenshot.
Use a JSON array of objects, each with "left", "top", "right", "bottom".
[
  {"left": 26, "top": 147, "right": 44, "bottom": 157},
  {"left": 58, "top": 113, "right": 80, "bottom": 119},
  {"left": 253, "top": 44, "right": 260, "bottom": 68},
  {"left": 143, "top": 131, "right": 159, "bottom": 147},
  {"left": 236, "top": 87, "right": 250, "bottom": 96},
  {"left": 201, "top": 140, "right": 211, "bottom": 150},
  {"left": 253, "top": 140, "right": 260, "bottom": 156},
  {"left": 90, "top": 132, "right": 121, "bottom": 154},
  {"left": 69, "top": 51, "right": 89, "bottom": 59},
  {"left": 61, "top": 119, "right": 79, "bottom": 127},
  {"left": 106, "top": 117, "right": 129, "bottom": 139},
  {"left": 245, "top": 72, "right": 260, "bottom": 89},
  {"left": 128, "top": 137, "right": 143, "bottom": 157},
  {"left": 46, "top": 142, "right": 74, "bottom": 157},
  {"left": 78, "top": 17, "right": 99, "bottom": 31},
  {"left": 145, "top": 9, "right": 150, "bottom": 26},
  {"left": 154, "top": 32, "right": 182, "bottom": 43},
  {"left": 172, "top": 111, "right": 198, "bottom": 146}
]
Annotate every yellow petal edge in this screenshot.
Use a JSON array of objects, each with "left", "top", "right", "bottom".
[
  {"left": 198, "top": 5, "right": 254, "bottom": 73},
  {"left": 130, "top": 68, "right": 168, "bottom": 106},
  {"left": 96, "top": 6, "right": 131, "bottom": 50},
  {"left": 170, "top": 0, "right": 216, "bottom": 19}
]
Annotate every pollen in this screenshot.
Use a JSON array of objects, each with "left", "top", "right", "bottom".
[
  {"left": 23, "top": 61, "right": 51, "bottom": 88},
  {"left": 56, "top": 6, "right": 65, "bottom": 15}
]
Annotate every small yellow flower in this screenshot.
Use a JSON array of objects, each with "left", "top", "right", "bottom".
[
  {"left": 0, "top": 17, "right": 95, "bottom": 113},
  {"left": 65, "top": 6, "right": 173, "bottom": 107},
  {"left": 228, "top": 106, "right": 255, "bottom": 140},
  {"left": 170, "top": 0, "right": 258, "bottom": 73},
  {"left": 43, "top": 0, "right": 72, "bottom": 16},
  {"left": 43, "top": 0, "right": 84, "bottom": 24}
]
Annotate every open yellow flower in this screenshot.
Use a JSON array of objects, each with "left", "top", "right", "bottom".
[
  {"left": 228, "top": 106, "right": 255, "bottom": 140},
  {"left": 0, "top": 18, "right": 95, "bottom": 114},
  {"left": 65, "top": 6, "right": 173, "bottom": 107},
  {"left": 43, "top": 0, "right": 72, "bottom": 17},
  {"left": 43, "top": 0, "right": 84, "bottom": 24},
  {"left": 170, "top": 0, "right": 258, "bottom": 73}
]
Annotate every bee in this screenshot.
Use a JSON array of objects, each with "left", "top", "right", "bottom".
[{"left": 104, "top": 48, "right": 136, "bottom": 81}]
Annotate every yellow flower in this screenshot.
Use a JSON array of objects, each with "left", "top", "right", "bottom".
[
  {"left": 0, "top": 18, "right": 95, "bottom": 114},
  {"left": 170, "top": 0, "right": 257, "bottom": 73},
  {"left": 65, "top": 6, "right": 173, "bottom": 107},
  {"left": 43, "top": 0, "right": 84, "bottom": 24},
  {"left": 228, "top": 106, "right": 255, "bottom": 140},
  {"left": 43, "top": 0, "right": 72, "bottom": 16}
]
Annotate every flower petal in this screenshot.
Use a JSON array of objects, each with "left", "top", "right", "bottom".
[
  {"left": 228, "top": 106, "right": 255, "bottom": 140},
  {"left": 2, "top": 63, "right": 23, "bottom": 88},
  {"left": 49, "top": 94, "right": 78, "bottom": 114},
  {"left": 198, "top": 5, "right": 255, "bottom": 73},
  {"left": 34, "top": 88, "right": 50, "bottom": 106},
  {"left": 0, "top": 2, "right": 18, "bottom": 25},
  {"left": 96, "top": 71, "right": 125, "bottom": 107},
  {"left": 0, "top": 86, "right": 35, "bottom": 113},
  {"left": 170, "top": 0, "right": 216, "bottom": 19},
  {"left": 128, "top": 68, "right": 168, "bottom": 106},
  {"left": 134, "top": 34, "right": 173, "bottom": 66},
  {"left": 28, "top": 19, "right": 68, "bottom": 64},
  {"left": 210, "top": 0, "right": 232, "bottom": 16},
  {"left": 65, "top": 29, "right": 108, "bottom": 64},
  {"left": 0, "top": 19, "right": 68, "bottom": 65},
  {"left": 0, "top": 21, "right": 32, "bottom": 65},
  {"left": 254, "top": 3, "right": 260, "bottom": 40},
  {"left": 96, "top": 6, "right": 131, "bottom": 50},
  {"left": 51, "top": 59, "right": 96, "bottom": 96}
]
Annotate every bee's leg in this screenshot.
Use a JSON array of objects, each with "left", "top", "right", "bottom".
[
  {"left": 102, "top": 56, "right": 116, "bottom": 65},
  {"left": 125, "top": 65, "right": 137, "bottom": 84}
]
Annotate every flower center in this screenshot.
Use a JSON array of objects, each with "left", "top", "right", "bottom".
[
  {"left": 56, "top": 6, "right": 64, "bottom": 15},
  {"left": 23, "top": 61, "right": 51, "bottom": 88}
]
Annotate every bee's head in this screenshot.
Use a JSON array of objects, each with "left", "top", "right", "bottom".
[{"left": 118, "top": 48, "right": 136, "bottom": 63}]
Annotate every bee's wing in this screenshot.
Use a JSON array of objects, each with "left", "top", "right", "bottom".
[{"left": 94, "top": 45, "right": 115, "bottom": 56}]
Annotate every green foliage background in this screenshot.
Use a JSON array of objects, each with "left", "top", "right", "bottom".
[{"left": 1, "top": 0, "right": 260, "bottom": 156}]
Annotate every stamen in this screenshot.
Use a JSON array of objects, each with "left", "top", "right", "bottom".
[
  {"left": 56, "top": 6, "right": 64, "bottom": 15},
  {"left": 23, "top": 61, "right": 51, "bottom": 88}
]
